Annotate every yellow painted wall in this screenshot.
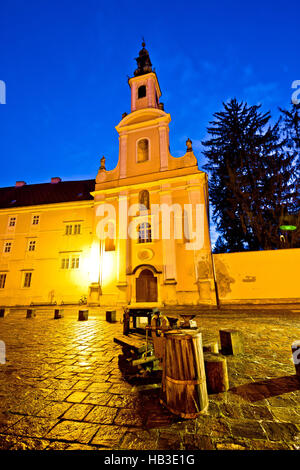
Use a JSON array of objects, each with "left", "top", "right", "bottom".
[
  {"left": 213, "top": 248, "right": 300, "bottom": 303},
  {"left": 0, "top": 202, "right": 94, "bottom": 306}
]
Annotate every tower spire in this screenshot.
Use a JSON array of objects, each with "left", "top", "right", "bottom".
[{"left": 134, "top": 39, "right": 153, "bottom": 76}]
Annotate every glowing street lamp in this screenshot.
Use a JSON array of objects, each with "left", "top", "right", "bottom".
[
  {"left": 279, "top": 213, "right": 298, "bottom": 232},
  {"left": 279, "top": 210, "right": 298, "bottom": 248}
]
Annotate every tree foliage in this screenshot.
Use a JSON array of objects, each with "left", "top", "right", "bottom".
[{"left": 203, "top": 99, "right": 299, "bottom": 252}]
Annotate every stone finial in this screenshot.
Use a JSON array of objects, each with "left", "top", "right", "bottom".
[
  {"left": 186, "top": 138, "right": 193, "bottom": 152},
  {"left": 100, "top": 156, "right": 106, "bottom": 170}
]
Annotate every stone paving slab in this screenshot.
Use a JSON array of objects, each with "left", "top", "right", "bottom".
[{"left": 0, "top": 309, "right": 299, "bottom": 450}]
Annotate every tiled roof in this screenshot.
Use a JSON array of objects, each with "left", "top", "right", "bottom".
[{"left": 0, "top": 179, "right": 95, "bottom": 209}]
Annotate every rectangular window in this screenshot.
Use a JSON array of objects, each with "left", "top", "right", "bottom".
[
  {"left": 32, "top": 215, "right": 40, "bottom": 225},
  {"left": 9, "top": 217, "right": 16, "bottom": 227},
  {"left": 61, "top": 258, "right": 70, "bottom": 269},
  {"left": 61, "top": 256, "right": 80, "bottom": 269},
  {"left": 23, "top": 272, "right": 32, "bottom": 288},
  {"left": 4, "top": 242, "right": 12, "bottom": 253},
  {"left": 65, "top": 225, "right": 72, "bottom": 235},
  {"left": 28, "top": 240, "right": 36, "bottom": 252},
  {"left": 65, "top": 224, "right": 81, "bottom": 235},
  {"left": 138, "top": 223, "right": 152, "bottom": 243},
  {"left": 71, "top": 257, "right": 80, "bottom": 269},
  {"left": 74, "top": 224, "right": 81, "bottom": 235},
  {"left": 0, "top": 274, "right": 6, "bottom": 289}
]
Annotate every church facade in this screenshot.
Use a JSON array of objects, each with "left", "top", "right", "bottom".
[{"left": 0, "top": 44, "right": 217, "bottom": 309}]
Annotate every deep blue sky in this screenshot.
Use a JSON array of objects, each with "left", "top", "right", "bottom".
[{"left": 0, "top": 0, "right": 299, "bottom": 193}]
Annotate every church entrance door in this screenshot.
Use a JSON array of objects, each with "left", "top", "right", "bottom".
[{"left": 136, "top": 269, "right": 158, "bottom": 302}]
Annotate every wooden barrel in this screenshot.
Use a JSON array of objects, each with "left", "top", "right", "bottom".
[{"left": 160, "top": 329, "right": 208, "bottom": 419}]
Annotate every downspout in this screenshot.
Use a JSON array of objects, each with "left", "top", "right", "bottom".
[{"left": 203, "top": 174, "right": 220, "bottom": 309}]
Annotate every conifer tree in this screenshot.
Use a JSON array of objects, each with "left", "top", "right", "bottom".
[
  {"left": 203, "top": 99, "right": 298, "bottom": 251},
  {"left": 280, "top": 103, "right": 300, "bottom": 154},
  {"left": 279, "top": 103, "right": 300, "bottom": 247}
]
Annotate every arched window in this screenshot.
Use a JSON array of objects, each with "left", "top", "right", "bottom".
[
  {"left": 104, "top": 222, "right": 115, "bottom": 251},
  {"left": 138, "top": 223, "right": 151, "bottom": 243},
  {"left": 139, "top": 190, "right": 150, "bottom": 211},
  {"left": 138, "top": 85, "right": 146, "bottom": 99},
  {"left": 137, "top": 139, "right": 149, "bottom": 162},
  {"left": 105, "top": 237, "right": 115, "bottom": 252}
]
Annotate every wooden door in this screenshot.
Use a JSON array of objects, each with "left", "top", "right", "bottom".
[{"left": 136, "top": 269, "right": 158, "bottom": 302}]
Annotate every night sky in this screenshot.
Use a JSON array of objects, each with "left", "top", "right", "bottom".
[{"left": 0, "top": 1, "right": 299, "bottom": 218}]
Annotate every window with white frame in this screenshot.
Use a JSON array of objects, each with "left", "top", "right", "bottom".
[
  {"left": 28, "top": 240, "right": 36, "bottom": 252},
  {"left": 32, "top": 215, "right": 40, "bottom": 225},
  {"left": 4, "top": 242, "right": 12, "bottom": 253},
  {"left": 0, "top": 274, "right": 7, "bottom": 289},
  {"left": 138, "top": 223, "right": 152, "bottom": 243},
  {"left": 23, "top": 272, "right": 32, "bottom": 288},
  {"left": 9, "top": 217, "right": 16, "bottom": 227}
]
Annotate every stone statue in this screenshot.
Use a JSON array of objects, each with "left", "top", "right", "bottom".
[
  {"left": 100, "top": 156, "right": 106, "bottom": 170},
  {"left": 186, "top": 138, "right": 193, "bottom": 152}
]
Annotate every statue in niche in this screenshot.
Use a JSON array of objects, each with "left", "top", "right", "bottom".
[
  {"left": 139, "top": 190, "right": 150, "bottom": 210},
  {"left": 137, "top": 139, "right": 149, "bottom": 162}
]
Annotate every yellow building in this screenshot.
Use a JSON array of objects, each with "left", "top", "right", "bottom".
[
  {"left": 0, "top": 43, "right": 216, "bottom": 309},
  {"left": 1, "top": 43, "right": 299, "bottom": 310}
]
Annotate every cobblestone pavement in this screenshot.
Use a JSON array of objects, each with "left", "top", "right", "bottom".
[{"left": 0, "top": 308, "right": 300, "bottom": 450}]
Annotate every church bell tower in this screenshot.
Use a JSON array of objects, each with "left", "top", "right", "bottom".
[
  {"left": 128, "top": 41, "right": 163, "bottom": 112},
  {"left": 114, "top": 41, "right": 171, "bottom": 178}
]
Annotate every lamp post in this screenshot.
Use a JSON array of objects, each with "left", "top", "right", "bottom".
[{"left": 279, "top": 211, "right": 298, "bottom": 248}]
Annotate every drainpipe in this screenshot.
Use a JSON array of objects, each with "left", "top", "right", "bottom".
[{"left": 203, "top": 174, "right": 219, "bottom": 309}]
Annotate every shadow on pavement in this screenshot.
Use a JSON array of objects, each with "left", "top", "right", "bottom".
[{"left": 230, "top": 375, "right": 300, "bottom": 402}]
